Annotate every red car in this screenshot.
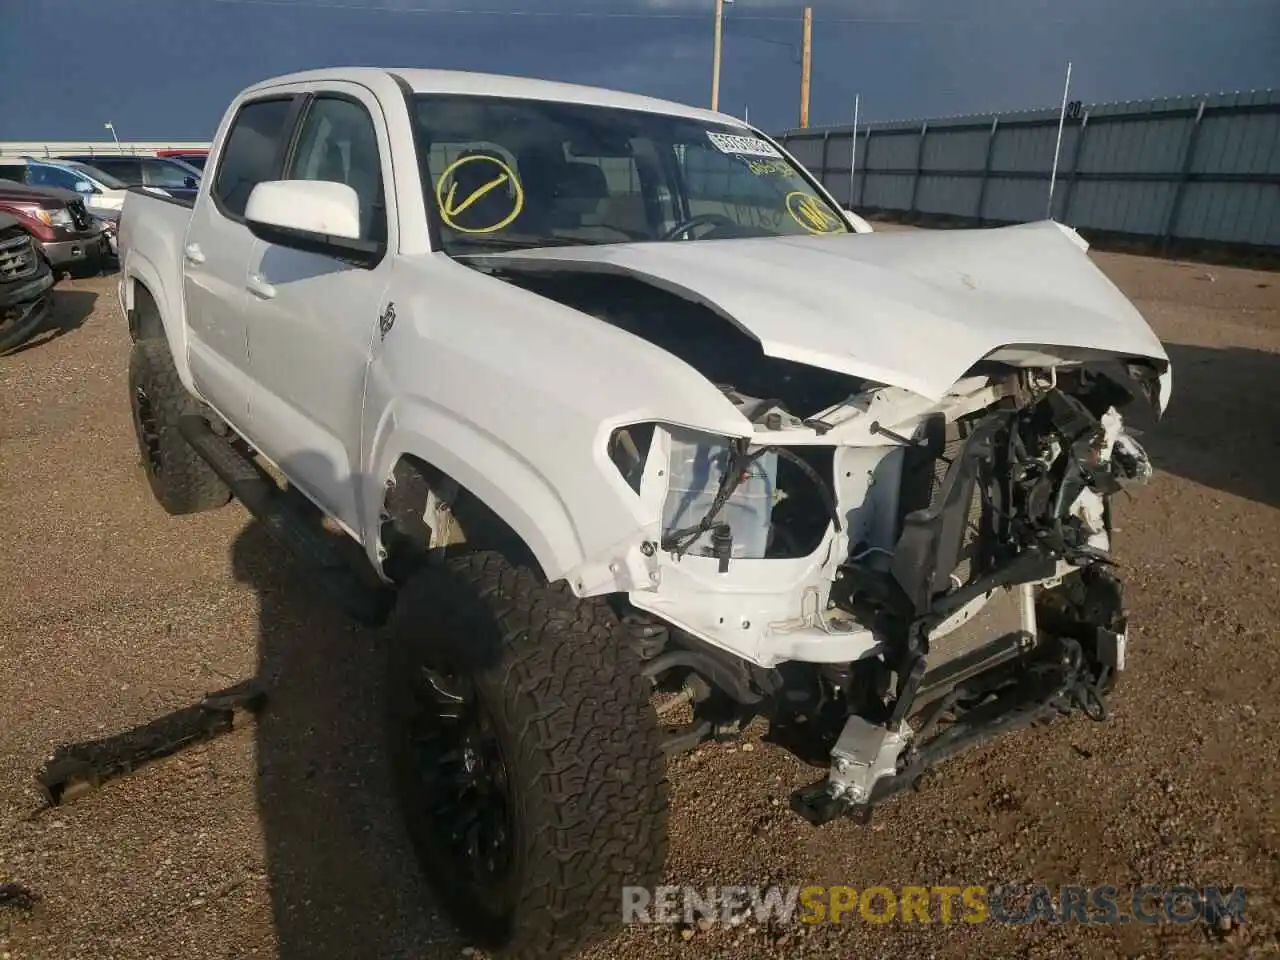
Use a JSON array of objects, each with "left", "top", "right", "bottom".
[{"left": 0, "top": 178, "right": 112, "bottom": 274}]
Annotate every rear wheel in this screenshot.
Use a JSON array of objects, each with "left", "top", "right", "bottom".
[
  {"left": 127, "top": 338, "right": 231, "bottom": 514},
  {"left": 128, "top": 284, "right": 164, "bottom": 341},
  {"left": 388, "top": 550, "right": 669, "bottom": 958}
]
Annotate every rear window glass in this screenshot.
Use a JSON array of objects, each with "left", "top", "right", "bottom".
[{"left": 213, "top": 97, "right": 294, "bottom": 218}]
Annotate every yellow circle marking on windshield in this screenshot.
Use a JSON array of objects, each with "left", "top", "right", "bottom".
[
  {"left": 435, "top": 154, "right": 524, "bottom": 234},
  {"left": 785, "top": 191, "right": 844, "bottom": 234}
]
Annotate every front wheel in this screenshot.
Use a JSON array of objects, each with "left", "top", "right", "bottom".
[{"left": 388, "top": 551, "right": 669, "bottom": 958}]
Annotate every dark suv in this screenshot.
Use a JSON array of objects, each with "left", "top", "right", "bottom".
[
  {"left": 0, "top": 179, "right": 111, "bottom": 274},
  {"left": 0, "top": 212, "right": 55, "bottom": 351}
]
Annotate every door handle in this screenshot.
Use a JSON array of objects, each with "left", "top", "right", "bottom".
[
  {"left": 246, "top": 273, "right": 276, "bottom": 300},
  {"left": 183, "top": 242, "right": 205, "bottom": 265}
]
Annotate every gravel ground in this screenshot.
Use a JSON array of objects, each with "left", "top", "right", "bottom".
[{"left": 1, "top": 241, "right": 1277, "bottom": 960}]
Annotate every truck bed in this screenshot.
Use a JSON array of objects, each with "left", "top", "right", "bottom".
[{"left": 116, "top": 187, "right": 195, "bottom": 363}]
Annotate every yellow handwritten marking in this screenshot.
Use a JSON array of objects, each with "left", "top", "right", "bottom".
[
  {"left": 445, "top": 173, "right": 508, "bottom": 217},
  {"left": 435, "top": 154, "right": 525, "bottom": 234},
  {"left": 747, "top": 159, "right": 790, "bottom": 177},
  {"left": 785, "top": 191, "right": 844, "bottom": 234}
]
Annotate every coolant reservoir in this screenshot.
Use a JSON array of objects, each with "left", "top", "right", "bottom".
[{"left": 661, "top": 428, "right": 777, "bottom": 559}]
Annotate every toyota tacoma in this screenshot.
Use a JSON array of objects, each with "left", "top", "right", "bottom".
[{"left": 116, "top": 67, "right": 1169, "bottom": 959}]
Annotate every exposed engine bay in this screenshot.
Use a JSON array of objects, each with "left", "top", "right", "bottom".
[{"left": 485, "top": 260, "right": 1165, "bottom": 824}]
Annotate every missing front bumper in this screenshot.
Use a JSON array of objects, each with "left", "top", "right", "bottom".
[{"left": 790, "top": 632, "right": 1114, "bottom": 826}]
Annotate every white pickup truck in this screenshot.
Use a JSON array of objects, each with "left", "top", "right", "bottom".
[{"left": 117, "top": 67, "right": 1170, "bottom": 958}]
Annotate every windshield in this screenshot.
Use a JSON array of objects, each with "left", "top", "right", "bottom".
[
  {"left": 411, "top": 94, "right": 851, "bottom": 254},
  {"left": 64, "top": 161, "right": 126, "bottom": 189}
]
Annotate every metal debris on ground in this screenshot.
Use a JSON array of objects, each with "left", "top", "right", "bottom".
[
  {"left": 33, "top": 679, "right": 267, "bottom": 806},
  {"left": 0, "top": 883, "right": 39, "bottom": 912}
]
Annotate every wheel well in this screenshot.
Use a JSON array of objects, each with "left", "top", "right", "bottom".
[
  {"left": 379, "top": 455, "right": 544, "bottom": 584},
  {"left": 129, "top": 280, "right": 163, "bottom": 341}
]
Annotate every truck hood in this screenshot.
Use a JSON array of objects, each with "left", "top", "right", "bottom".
[{"left": 471, "top": 219, "right": 1169, "bottom": 403}]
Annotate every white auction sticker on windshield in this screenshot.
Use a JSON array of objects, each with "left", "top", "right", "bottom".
[{"left": 706, "top": 131, "right": 782, "bottom": 158}]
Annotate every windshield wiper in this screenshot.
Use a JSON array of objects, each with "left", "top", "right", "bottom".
[{"left": 448, "top": 235, "right": 609, "bottom": 254}]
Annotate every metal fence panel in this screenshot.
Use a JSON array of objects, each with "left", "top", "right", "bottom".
[
  {"left": 864, "top": 173, "right": 914, "bottom": 210},
  {"left": 776, "top": 87, "right": 1280, "bottom": 250},
  {"left": 916, "top": 175, "right": 981, "bottom": 216}
]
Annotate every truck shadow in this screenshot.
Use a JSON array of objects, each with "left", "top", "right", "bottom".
[
  {"left": 230, "top": 519, "right": 464, "bottom": 960},
  {"left": 1129, "top": 343, "right": 1279, "bottom": 509}
]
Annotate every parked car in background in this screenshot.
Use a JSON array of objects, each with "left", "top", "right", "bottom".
[
  {"left": 0, "top": 158, "right": 133, "bottom": 215},
  {"left": 158, "top": 156, "right": 205, "bottom": 181},
  {"left": 93, "top": 207, "right": 121, "bottom": 257},
  {"left": 155, "top": 150, "right": 208, "bottom": 171},
  {"left": 0, "top": 178, "right": 112, "bottom": 274},
  {"left": 58, "top": 154, "right": 201, "bottom": 201},
  {"left": 0, "top": 211, "right": 56, "bottom": 352}
]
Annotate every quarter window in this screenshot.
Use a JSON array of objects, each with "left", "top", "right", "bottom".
[{"left": 213, "top": 97, "right": 294, "bottom": 218}]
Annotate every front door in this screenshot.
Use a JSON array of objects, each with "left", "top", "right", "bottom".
[
  {"left": 183, "top": 93, "right": 299, "bottom": 427},
  {"left": 242, "top": 85, "right": 396, "bottom": 537}
]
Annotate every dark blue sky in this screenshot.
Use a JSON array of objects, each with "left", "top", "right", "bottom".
[{"left": 2, "top": 0, "right": 1277, "bottom": 141}]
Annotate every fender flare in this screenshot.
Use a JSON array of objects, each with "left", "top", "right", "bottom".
[
  {"left": 364, "top": 401, "right": 587, "bottom": 583},
  {"left": 124, "top": 254, "right": 194, "bottom": 394}
]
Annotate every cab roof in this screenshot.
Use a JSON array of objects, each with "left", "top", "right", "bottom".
[{"left": 243, "top": 66, "right": 750, "bottom": 129}]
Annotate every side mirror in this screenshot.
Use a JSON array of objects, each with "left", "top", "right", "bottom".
[
  {"left": 74, "top": 180, "right": 96, "bottom": 194},
  {"left": 842, "top": 209, "right": 874, "bottom": 234},
  {"left": 184, "top": 176, "right": 198, "bottom": 189},
  {"left": 244, "top": 180, "right": 380, "bottom": 266}
]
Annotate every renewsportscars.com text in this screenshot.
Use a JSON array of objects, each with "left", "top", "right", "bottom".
[{"left": 621, "top": 884, "right": 1247, "bottom": 926}]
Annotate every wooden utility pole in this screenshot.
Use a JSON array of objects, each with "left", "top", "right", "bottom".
[
  {"left": 799, "top": 7, "right": 813, "bottom": 128},
  {"left": 711, "top": 0, "right": 725, "bottom": 111}
]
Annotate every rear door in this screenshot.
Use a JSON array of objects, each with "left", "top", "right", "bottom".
[
  {"left": 183, "top": 92, "right": 300, "bottom": 428},
  {"left": 241, "top": 84, "right": 396, "bottom": 535}
]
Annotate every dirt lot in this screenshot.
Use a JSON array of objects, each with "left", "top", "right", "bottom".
[{"left": 1, "top": 243, "right": 1278, "bottom": 960}]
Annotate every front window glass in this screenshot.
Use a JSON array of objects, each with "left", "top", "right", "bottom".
[
  {"left": 411, "top": 94, "right": 849, "bottom": 254},
  {"left": 285, "top": 96, "right": 386, "bottom": 242}
]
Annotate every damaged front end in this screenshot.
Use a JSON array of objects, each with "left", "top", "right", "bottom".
[
  {"left": 470, "top": 226, "right": 1169, "bottom": 826},
  {"left": 609, "top": 358, "right": 1160, "bottom": 825}
]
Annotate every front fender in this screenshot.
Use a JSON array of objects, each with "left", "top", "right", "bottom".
[{"left": 364, "top": 398, "right": 587, "bottom": 584}]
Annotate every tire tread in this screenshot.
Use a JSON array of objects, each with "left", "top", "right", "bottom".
[
  {"left": 391, "top": 551, "right": 668, "bottom": 959},
  {"left": 128, "top": 339, "right": 231, "bottom": 514}
]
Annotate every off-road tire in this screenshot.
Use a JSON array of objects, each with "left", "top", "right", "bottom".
[
  {"left": 388, "top": 550, "right": 669, "bottom": 959},
  {"left": 127, "top": 338, "right": 231, "bottom": 515},
  {"left": 128, "top": 284, "right": 164, "bottom": 341}
]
